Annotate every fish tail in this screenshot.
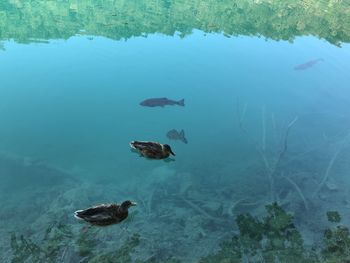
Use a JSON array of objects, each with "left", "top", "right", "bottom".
[
  {"left": 177, "top": 99, "right": 185, "bottom": 106},
  {"left": 180, "top": 130, "right": 188, "bottom": 144}
]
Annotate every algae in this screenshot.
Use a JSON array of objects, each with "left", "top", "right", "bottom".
[
  {"left": 200, "top": 203, "right": 350, "bottom": 263},
  {"left": 10, "top": 222, "right": 141, "bottom": 263}
]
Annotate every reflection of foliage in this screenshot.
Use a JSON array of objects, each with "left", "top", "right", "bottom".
[
  {"left": 0, "top": 0, "right": 350, "bottom": 45},
  {"left": 200, "top": 203, "right": 350, "bottom": 263},
  {"left": 0, "top": 42, "right": 5, "bottom": 50}
]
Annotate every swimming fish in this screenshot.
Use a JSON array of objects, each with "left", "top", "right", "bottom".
[
  {"left": 166, "top": 129, "right": 188, "bottom": 144},
  {"left": 294, "top": 58, "right": 323, "bottom": 70},
  {"left": 140, "top": 97, "right": 185, "bottom": 107}
]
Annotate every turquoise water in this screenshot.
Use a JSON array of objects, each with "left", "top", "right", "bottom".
[{"left": 1, "top": 1, "right": 350, "bottom": 262}]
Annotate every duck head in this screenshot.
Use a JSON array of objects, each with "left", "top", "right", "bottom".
[
  {"left": 164, "top": 144, "right": 175, "bottom": 156},
  {"left": 121, "top": 200, "right": 137, "bottom": 210}
]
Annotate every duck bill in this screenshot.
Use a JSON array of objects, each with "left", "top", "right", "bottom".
[
  {"left": 131, "top": 201, "right": 137, "bottom": 206},
  {"left": 169, "top": 150, "right": 176, "bottom": 156}
]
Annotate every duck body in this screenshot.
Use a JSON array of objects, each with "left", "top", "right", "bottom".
[
  {"left": 130, "top": 141, "right": 175, "bottom": 159},
  {"left": 74, "top": 200, "right": 136, "bottom": 226}
]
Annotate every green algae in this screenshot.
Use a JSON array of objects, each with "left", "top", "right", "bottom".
[
  {"left": 322, "top": 211, "right": 350, "bottom": 263},
  {"left": 8, "top": 204, "right": 350, "bottom": 263},
  {"left": 10, "top": 223, "right": 73, "bottom": 263},
  {"left": 200, "top": 203, "right": 350, "bottom": 263},
  {"left": 87, "top": 233, "right": 140, "bottom": 263},
  {"left": 326, "top": 211, "right": 341, "bottom": 223},
  {"left": 10, "top": 222, "right": 141, "bottom": 263}
]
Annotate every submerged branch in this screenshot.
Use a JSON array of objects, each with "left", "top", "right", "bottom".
[
  {"left": 179, "top": 196, "right": 219, "bottom": 222},
  {"left": 282, "top": 174, "right": 309, "bottom": 211},
  {"left": 237, "top": 102, "right": 299, "bottom": 202},
  {"left": 262, "top": 105, "right": 266, "bottom": 152},
  {"left": 314, "top": 131, "right": 350, "bottom": 197}
]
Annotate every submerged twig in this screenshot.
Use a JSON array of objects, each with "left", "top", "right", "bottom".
[
  {"left": 228, "top": 198, "right": 264, "bottom": 217},
  {"left": 60, "top": 246, "right": 68, "bottom": 263},
  {"left": 314, "top": 131, "right": 350, "bottom": 197},
  {"left": 262, "top": 106, "right": 266, "bottom": 151},
  {"left": 228, "top": 198, "right": 247, "bottom": 217},
  {"left": 271, "top": 112, "right": 277, "bottom": 146},
  {"left": 237, "top": 102, "right": 270, "bottom": 169},
  {"left": 147, "top": 189, "right": 155, "bottom": 215},
  {"left": 179, "top": 196, "right": 218, "bottom": 221},
  {"left": 282, "top": 174, "right": 309, "bottom": 211},
  {"left": 268, "top": 116, "right": 299, "bottom": 201},
  {"left": 278, "top": 116, "right": 299, "bottom": 162},
  {"left": 236, "top": 102, "right": 271, "bottom": 174},
  {"left": 237, "top": 101, "right": 299, "bottom": 202}
]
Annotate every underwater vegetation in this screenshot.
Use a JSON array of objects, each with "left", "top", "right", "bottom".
[
  {"left": 10, "top": 223, "right": 141, "bottom": 263},
  {"left": 322, "top": 211, "right": 350, "bottom": 263},
  {"left": 9, "top": 203, "right": 350, "bottom": 263},
  {"left": 3, "top": 102, "right": 350, "bottom": 262},
  {"left": 10, "top": 222, "right": 73, "bottom": 263},
  {"left": 1, "top": 0, "right": 350, "bottom": 45},
  {"left": 199, "top": 202, "right": 313, "bottom": 263},
  {"left": 80, "top": 233, "right": 140, "bottom": 263},
  {"left": 200, "top": 203, "right": 350, "bottom": 263}
]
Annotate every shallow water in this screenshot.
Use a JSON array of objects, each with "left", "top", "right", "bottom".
[{"left": 1, "top": 1, "right": 350, "bottom": 262}]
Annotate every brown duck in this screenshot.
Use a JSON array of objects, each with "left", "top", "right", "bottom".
[
  {"left": 74, "top": 200, "right": 136, "bottom": 226},
  {"left": 130, "top": 141, "right": 175, "bottom": 159}
]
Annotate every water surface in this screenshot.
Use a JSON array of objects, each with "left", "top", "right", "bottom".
[{"left": 1, "top": 0, "right": 350, "bottom": 262}]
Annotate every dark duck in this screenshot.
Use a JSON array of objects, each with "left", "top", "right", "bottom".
[
  {"left": 130, "top": 141, "right": 175, "bottom": 159},
  {"left": 74, "top": 200, "right": 136, "bottom": 226}
]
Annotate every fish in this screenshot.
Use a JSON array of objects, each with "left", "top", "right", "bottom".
[
  {"left": 294, "top": 58, "right": 323, "bottom": 70},
  {"left": 166, "top": 129, "right": 188, "bottom": 144},
  {"left": 140, "top": 97, "right": 185, "bottom": 107}
]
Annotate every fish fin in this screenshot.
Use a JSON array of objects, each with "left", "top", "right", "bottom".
[
  {"left": 180, "top": 130, "right": 188, "bottom": 144},
  {"left": 178, "top": 99, "right": 185, "bottom": 106},
  {"left": 180, "top": 129, "right": 185, "bottom": 137}
]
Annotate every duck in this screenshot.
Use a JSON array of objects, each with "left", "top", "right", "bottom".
[
  {"left": 130, "top": 141, "right": 175, "bottom": 159},
  {"left": 74, "top": 200, "right": 136, "bottom": 226}
]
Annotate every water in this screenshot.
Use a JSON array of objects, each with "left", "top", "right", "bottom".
[{"left": 1, "top": 1, "right": 350, "bottom": 262}]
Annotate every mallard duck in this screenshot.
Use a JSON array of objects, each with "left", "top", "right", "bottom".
[
  {"left": 74, "top": 200, "right": 136, "bottom": 226},
  {"left": 130, "top": 141, "right": 175, "bottom": 159}
]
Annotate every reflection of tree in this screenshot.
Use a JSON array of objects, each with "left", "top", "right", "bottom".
[{"left": 0, "top": 0, "right": 349, "bottom": 45}]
